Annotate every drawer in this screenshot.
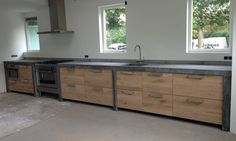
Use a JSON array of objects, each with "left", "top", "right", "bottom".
[
  {"left": 8, "top": 80, "right": 33, "bottom": 94},
  {"left": 60, "top": 67, "right": 84, "bottom": 85},
  {"left": 142, "top": 92, "right": 173, "bottom": 116},
  {"left": 117, "top": 89, "right": 142, "bottom": 110},
  {"left": 173, "top": 96, "right": 222, "bottom": 124},
  {"left": 85, "top": 86, "right": 113, "bottom": 106},
  {"left": 84, "top": 69, "right": 112, "bottom": 88},
  {"left": 142, "top": 72, "right": 172, "bottom": 94},
  {"left": 61, "top": 84, "right": 86, "bottom": 101},
  {"left": 116, "top": 71, "right": 142, "bottom": 90},
  {"left": 19, "top": 65, "right": 32, "bottom": 80},
  {"left": 173, "top": 74, "right": 223, "bottom": 100}
]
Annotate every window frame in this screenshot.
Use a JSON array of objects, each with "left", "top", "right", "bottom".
[
  {"left": 186, "top": 0, "right": 232, "bottom": 54},
  {"left": 25, "top": 17, "right": 40, "bottom": 52},
  {"left": 98, "top": 3, "right": 126, "bottom": 54}
]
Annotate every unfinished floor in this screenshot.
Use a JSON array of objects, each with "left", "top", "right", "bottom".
[{"left": 0, "top": 93, "right": 235, "bottom": 141}]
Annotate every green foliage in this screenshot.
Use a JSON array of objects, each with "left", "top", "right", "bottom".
[
  {"left": 107, "top": 27, "right": 126, "bottom": 46},
  {"left": 105, "top": 6, "right": 126, "bottom": 46},
  {"left": 106, "top": 7, "right": 126, "bottom": 30},
  {"left": 192, "top": 0, "right": 230, "bottom": 39}
]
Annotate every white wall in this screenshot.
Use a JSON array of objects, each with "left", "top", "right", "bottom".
[
  {"left": 0, "top": 10, "right": 27, "bottom": 93},
  {"left": 231, "top": 0, "right": 236, "bottom": 134},
  {"left": 24, "top": 0, "right": 232, "bottom": 61}
]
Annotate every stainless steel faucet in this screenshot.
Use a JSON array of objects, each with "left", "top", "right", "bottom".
[{"left": 134, "top": 45, "right": 143, "bottom": 63}]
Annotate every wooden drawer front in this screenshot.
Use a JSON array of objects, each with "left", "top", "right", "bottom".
[
  {"left": 173, "top": 74, "right": 223, "bottom": 100},
  {"left": 19, "top": 65, "right": 32, "bottom": 80},
  {"left": 173, "top": 96, "right": 222, "bottom": 124},
  {"left": 142, "top": 72, "right": 172, "bottom": 94},
  {"left": 60, "top": 68, "right": 84, "bottom": 85},
  {"left": 85, "top": 86, "right": 113, "bottom": 106},
  {"left": 142, "top": 92, "right": 173, "bottom": 116},
  {"left": 61, "top": 84, "right": 86, "bottom": 101},
  {"left": 8, "top": 80, "right": 33, "bottom": 94},
  {"left": 84, "top": 69, "right": 112, "bottom": 88},
  {"left": 117, "top": 89, "right": 142, "bottom": 110},
  {"left": 117, "top": 71, "right": 142, "bottom": 90}
]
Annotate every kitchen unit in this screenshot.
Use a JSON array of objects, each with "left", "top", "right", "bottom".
[
  {"left": 4, "top": 61, "right": 38, "bottom": 95},
  {"left": 58, "top": 61, "right": 231, "bottom": 131},
  {"left": 60, "top": 67, "right": 113, "bottom": 106}
]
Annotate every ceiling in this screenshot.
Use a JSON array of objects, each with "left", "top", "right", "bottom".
[{"left": 0, "top": 0, "right": 48, "bottom": 13}]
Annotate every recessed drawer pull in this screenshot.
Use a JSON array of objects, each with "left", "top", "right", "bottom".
[
  {"left": 120, "top": 71, "right": 135, "bottom": 75},
  {"left": 67, "top": 67, "right": 75, "bottom": 72},
  {"left": 149, "top": 93, "right": 163, "bottom": 99},
  {"left": 67, "top": 84, "right": 76, "bottom": 88},
  {"left": 21, "top": 79, "right": 29, "bottom": 83},
  {"left": 121, "top": 91, "right": 135, "bottom": 95},
  {"left": 148, "top": 73, "right": 163, "bottom": 77},
  {"left": 91, "top": 70, "right": 102, "bottom": 73},
  {"left": 93, "top": 87, "right": 103, "bottom": 92},
  {"left": 186, "top": 98, "right": 204, "bottom": 105},
  {"left": 186, "top": 75, "right": 204, "bottom": 80}
]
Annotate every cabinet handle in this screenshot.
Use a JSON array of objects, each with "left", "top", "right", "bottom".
[
  {"left": 67, "top": 84, "right": 76, "bottom": 88},
  {"left": 67, "top": 67, "right": 75, "bottom": 72},
  {"left": 91, "top": 69, "right": 102, "bottom": 73},
  {"left": 148, "top": 73, "right": 163, "bottom": 77},
  {"left": 186, "top": 75, "right": 204, "bottom": 80},
  {"left": 120, "top": 71, "right": 135, "bottom": 75},
  {"left": 121, "top": 90, "right": 135, "bottom": 95},
  {"left": 93, "top": 87, "right": 103, "bottom": 92},
  {"left": 21, "top": 79, "right": 29, "bottom": 83},
  {"left": 186, "top": 98, "right": 204, "bottom": 105},
  {"left": 148, "top": 93, "right": 163, "bottom": 99}
]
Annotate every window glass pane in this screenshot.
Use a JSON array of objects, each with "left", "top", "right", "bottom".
[
  {"left": 101, "top": 5, "right": 126, "bottom": 53},
  {"left": 191, "top": 0, "right": 230, "bottom": 51},
  {"left": 26, "top": 18, "right": 40, "bottom": 51}
]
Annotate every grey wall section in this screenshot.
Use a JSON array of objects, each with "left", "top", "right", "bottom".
[
  {"left": 0, "top": 10, "right": 27, "bottom": 93},
  {"left": 24, "top": 0, "right": 232, "bottom": 61}
]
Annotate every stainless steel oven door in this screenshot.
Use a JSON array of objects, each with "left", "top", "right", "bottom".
[{"left": 37, "top": 67, "right": 57, "bottom": 88}]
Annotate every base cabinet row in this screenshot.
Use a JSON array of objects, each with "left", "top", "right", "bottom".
[{"left": 60, "top": 67, "right": 224, "bottom": 125}]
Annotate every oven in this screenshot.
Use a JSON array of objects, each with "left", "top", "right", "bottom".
[
  {"left": 6, "top": 64, "right": 19, "bottom": 80},
  {"left": 36, "top": 65, "right": 58, "bottom": 88}
]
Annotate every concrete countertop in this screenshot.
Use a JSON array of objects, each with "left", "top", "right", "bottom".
[
  {"left": 59, "top": 61, "right": 232, "bottom": 76},
  {"left": 4, "top": 59, "right": 48, "bottom": 64}
]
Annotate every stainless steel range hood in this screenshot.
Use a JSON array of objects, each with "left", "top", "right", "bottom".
[{"left": 38, "top": 0, "right": 74, "bottom": 34}]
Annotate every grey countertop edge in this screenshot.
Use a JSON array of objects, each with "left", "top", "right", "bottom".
[{"left": 57, "top": 63, "right": 232, "bottom": 76}]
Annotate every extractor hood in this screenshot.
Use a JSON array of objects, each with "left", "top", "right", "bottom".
[{"left": 38, "top": 0, "right": 74, "bottom": 34}]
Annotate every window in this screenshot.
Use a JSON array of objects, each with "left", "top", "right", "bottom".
[
  {"left": 187, "top": 0, "right": 231, "bottom": 53},
  {"left": 25, "top": 17, "right": 40, "bottom": 51},
  {"left": 99, "top": 4, "right": 126, "bottom": 53}
]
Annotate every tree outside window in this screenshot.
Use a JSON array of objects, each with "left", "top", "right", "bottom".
[{"left": 189, "top": 0, "right": 230, "bottom": 52}]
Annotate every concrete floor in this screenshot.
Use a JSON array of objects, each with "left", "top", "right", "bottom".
[{"left": 0, "top": 93, "right": 236, "bottom": 141}]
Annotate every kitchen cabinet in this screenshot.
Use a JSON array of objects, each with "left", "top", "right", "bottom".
[
  {"left": 173, "top": 74, "right": 223, "bottom": 124},
  {"left": 7, "top": 65, "right": 34, "bottom": 94},
  {"left": 60, "top": 67, "right": 113, "bottom": 106},
  {"left": 116, "top": 71, "right": 173, "bottom": 116},
  {"left": 116, "top": 71, "right": 224, "bottom": 124}
]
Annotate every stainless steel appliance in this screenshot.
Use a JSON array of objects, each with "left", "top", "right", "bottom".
[
  {"left": 35, "top": 60, "right": 72, "bottom": 99},
  {"left": 5, "top": 64, "right": 19, "bottom": 80}
]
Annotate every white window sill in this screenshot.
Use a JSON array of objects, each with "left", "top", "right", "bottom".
[{"left": 187, "top": 49, "right": 231, "bottom": 54}]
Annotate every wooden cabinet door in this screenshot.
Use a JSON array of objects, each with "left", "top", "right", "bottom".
[
  {"left": 142, "top": 92, "right": 173, "bottom": 116},
  {"left": 117, "top": 71, "right": 142, "bottom": 90},
  {"left": 85, "top": 86, "right": 113, "bottom": 106},
  {"left": 173, "top": 95, "right": 222, "bottom": 124},
  {"left": 117, "top": 89, "right": 142, "bottom": 110},
  {"left": 60, "top": 67, "right": 84, "bottom": 85},
  {"left": 173, "top": 74, "right": 223, "bottom": 100},
  {"left": 61, "top": 84, "right": 86, "bottom": 101},
  {"left": 84, "top": 69, "right": 112, "bottom": 88}
]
